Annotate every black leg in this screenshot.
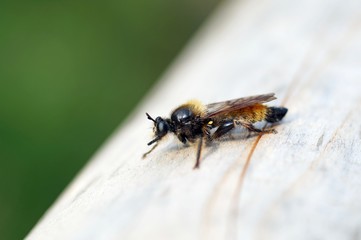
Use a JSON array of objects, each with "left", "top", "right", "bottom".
[
  {"left": 235, "top": 120, "right": 277, "bottom": 134},
  {"left": 193, "top": 137, "right": 203, "bottom": 169},
  {"left": 142, "top": 142, "right": 159, "bottom": 159},
  {"left": 210, "top": 120, "right": 235, "bottom": 140},
  {"left": 177, "top": 134, "right": 187, "bottom": 144}
]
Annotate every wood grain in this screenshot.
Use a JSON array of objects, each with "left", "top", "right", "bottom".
[{"left": 27, "top": 0, "right": 361, "bottom": 239}]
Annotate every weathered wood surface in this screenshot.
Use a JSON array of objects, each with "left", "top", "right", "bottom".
[{"left": 27, "top": 0, "right": 361, "bottom": 239}]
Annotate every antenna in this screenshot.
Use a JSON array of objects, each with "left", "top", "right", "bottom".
[{"left": 146, "top": 112, "right": 156, "bottom": 123}]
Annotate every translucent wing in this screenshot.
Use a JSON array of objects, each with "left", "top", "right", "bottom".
[{"left": 205, "top": 93, "right": 276, "bottom": 118}]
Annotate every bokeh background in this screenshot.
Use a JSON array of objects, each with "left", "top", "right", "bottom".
[{"left": 0, "top": 1, "right": 220, "bottom": 239}]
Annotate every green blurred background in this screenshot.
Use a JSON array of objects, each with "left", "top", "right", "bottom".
[{"left": 0, "top": 0, "right": 220, "bottom": 239}]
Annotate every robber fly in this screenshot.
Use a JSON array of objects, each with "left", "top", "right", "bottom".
[{"left": 143, "top": 93, "right": 287, "bottom": 169}]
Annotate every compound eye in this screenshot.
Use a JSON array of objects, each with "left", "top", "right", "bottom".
[{"left": 156, "top": 119, "right": 169, "bottom": 137}]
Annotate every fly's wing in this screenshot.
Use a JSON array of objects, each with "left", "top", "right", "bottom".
[{"left": 205, "top": 93, "right": 276, "bottom": 118}]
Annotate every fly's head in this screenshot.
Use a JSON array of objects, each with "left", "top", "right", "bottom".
[{"left": 146, "top": 113, "right": 171, "bottom": 145}]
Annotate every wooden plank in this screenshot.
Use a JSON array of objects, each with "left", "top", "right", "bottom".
[{"left": 27, "top": 0, "right": 361, "bottom": 239}]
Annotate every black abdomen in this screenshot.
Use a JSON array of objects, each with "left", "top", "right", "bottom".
[{"left": 266, "top": 107, "right": 288, "bottom": 123}]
